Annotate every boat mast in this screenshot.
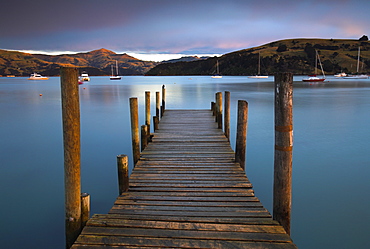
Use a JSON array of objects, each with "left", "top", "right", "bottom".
[
  {"left": 316, "top": 50, "right": 325, "bottom": 78},
  {"left": 116, "top": 60, "right": 119, "bottom": 76},
  {"left": 314, "top": 50, "right": 318, "bottom": 75},
  {"left": 258, "top": 52, "right": 261, "bottom": 75},
  {"left": 357, "top": 47, "right": 360, "bottom": 73}
]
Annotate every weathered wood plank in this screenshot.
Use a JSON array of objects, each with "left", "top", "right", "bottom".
[
  {"left": 90, "top": 214, "right": 279, "bottom": 225},
  {"left": 108, "top": 209, "right": 272, "bottom": 218},
  {"left": 126, "top": 187, "right": 255, "bottom": 193},
  {"left": 118, "top": 190, "right": 255, "bottom": 197},
  {"left": 73, "top": 235, "right": 297, "bottom": 249},
  {"left": 113, "top": 200, "right": 261, "bottom": 207},
  {"left": 80, "top": 227, "right": 292, "bottom": 242}
]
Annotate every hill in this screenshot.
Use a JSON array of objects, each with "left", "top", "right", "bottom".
[
  {"left": 162, "top": 56, "right": 209, "bottom": 63},
  {"left": 146, "top": 38, "right": 370, "bottom": 76},
  {"left": 0, "top": 48, "right": 159, "bottom": 76}
]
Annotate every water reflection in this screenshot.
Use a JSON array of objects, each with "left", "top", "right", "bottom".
[{"left": 0, "top": 76, "right": 369, "bottom": 249}]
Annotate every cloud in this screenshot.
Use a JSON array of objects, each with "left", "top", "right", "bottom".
[{"left": 1, "top": 0, "right": 369, "bottom": 56}]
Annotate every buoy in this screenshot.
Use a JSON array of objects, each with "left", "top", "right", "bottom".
[{"left": 39, "top": 94, "right": 43, "bottom": 96}]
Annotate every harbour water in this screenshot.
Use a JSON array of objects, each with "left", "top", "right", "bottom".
[{"left": 0, "top": 75, "right": 369, "bottom": 248}]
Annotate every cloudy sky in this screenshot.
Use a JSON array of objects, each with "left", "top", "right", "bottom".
[{"left": 1, "top": 0, "right": 369, "bottom": 61}]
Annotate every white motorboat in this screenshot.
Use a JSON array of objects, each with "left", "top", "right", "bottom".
[
  {"left": 80, "top": 72, "right": 90, "bottom": 81},
  {"left": 28, "top": 73, "right": 49, "bottom": 80},
  {"left": 334, "top": 72, "right": 347, "bottom": 77}
]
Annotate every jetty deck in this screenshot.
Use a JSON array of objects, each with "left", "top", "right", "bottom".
[{"left": 71, "top": 109, "right": 297, "bottom": 248}]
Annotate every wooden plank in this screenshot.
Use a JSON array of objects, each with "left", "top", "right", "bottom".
[
  {"left": 125, "top": 187, "right": 255, "bottom": 194},
  {"left": 73, "top": 235, "right": 297, "bottom": 249},
  {"left": 115, "top": 196, "right": 258, "bottom": 202},
  {"left": 80, "top": 227, "right": 292, "bottom": 242},
  {"left": 108, "top": 209, "right": 272, "bottom": 218},
  {"left": 118, "top": 190, "right": 255, "bottom": 197},
  {"left": 90, "top": 213, "right": 279, "bottom": 225}
]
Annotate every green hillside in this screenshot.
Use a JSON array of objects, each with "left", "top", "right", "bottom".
[{"left": 146, "top": 38, "right": 370, "bottom": 76}]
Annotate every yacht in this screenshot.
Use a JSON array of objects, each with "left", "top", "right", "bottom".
[{"left": 28, "top": 73, "right": 49, "bottom": 80}]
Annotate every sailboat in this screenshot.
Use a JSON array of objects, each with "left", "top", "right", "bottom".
[
  {"left": 110, "top": 60, "right": 121, "bottom": 80},
  {"left": 302, "top": 50, "right": 325, "bottom": 82},
  {"left": 248, "top": 52, "right": 268, "bottom": 78},
  {"left": 211, "top": 60, "right": 222, "bottom": 78},
  {"left": 343, "top": 47, "right": 368, "bottom": 79}
]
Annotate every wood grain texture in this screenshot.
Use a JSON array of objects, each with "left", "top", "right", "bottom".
[{"left": 71, "top": 109, "right": 297, "bottom": 248}]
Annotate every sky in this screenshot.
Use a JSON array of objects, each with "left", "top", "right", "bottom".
[{"left": 1, "top": 0, "right": 369, "bottom": 62}]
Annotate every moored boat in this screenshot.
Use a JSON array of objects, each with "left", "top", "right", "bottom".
[
  {"left": 334, "top": 72, "right": 347, "bottom": 77},
  {"left": 110, "top": 61, "right": 121, "bottom": 80},
  {"left": 343, "top": 47, "right": 368, "bottom": 79},
  {"left": 343, "top": 74, "right": 368, "bottom": 79},
  {"left": 302, "top": 75, "right": 326, "bottom": 82},
  {"left": 28, "top": 73, "right": 49, "bottom": 80},
  {"left": 80, "top": 72, "right": 90, "bottom": 81},
  {"left": 248, "top": 75, "right": 269, "bottom": 79},
  {"left": 211, "top": 60, "right": 222, "bottom": 78},
  {"left": 248, "top": 52, "right": 268, "bottom": 79},
  {"left": 302, "top": 50, "right": 325, "bottom": 82}
]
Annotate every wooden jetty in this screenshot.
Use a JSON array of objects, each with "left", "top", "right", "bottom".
[{"left": 71, "top": 109, "right": 297, "bottom": 248}]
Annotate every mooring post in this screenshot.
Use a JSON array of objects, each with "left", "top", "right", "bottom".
[
  {"left": 80, "top": 193, "right": 90, "bottom": 228},
  {"left": 214, "top": 93, "right": 218, "bottom": 122},
  {"left": 235, "top": 100, "right": 248, "bottom": 170},
  {"left": 162, "top": 85, "right": 166, "bottom": 113},
  {"left": 60, "top": 67, "right": 82, "bottom": 249},
  {"left": 273, "top": 72, "right": 293, "bottom": 235},
  {"left": 117, "top": 154, "right": 129, "bottom": 194},
  {"left": 129, "top": 97, "right": 140, "bottom": 166},
  {"left": 211, "top": 102, "right": 215, "bottom": 116},
  {"left": 156, "top": 91, "right": 160, "bottom": 118},
  {"left": 224, "top": 91, "right": 230, "bottom": 141},
  {"left": 145, "top": 91, "right": 151, "bottom": 133},
  {"left": 216, "top": 92, "right": 223, "bottom": 129},
  {"left": 153, "top": 116, "right": 159, "bottom": 131},
  {"left": 141, "top": 125, "right": 148, "bottom": 151}
]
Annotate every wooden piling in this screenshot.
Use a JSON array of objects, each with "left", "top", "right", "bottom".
[
  {"left": 60, "top": 67, "right": 81, "bottom": 249},
  {"left": 141, "top": 125, "right": 148, "bottom": 151},
  {"left": 129, "top": 97, "right": 140, "bottom": 166},
  {"left": 211, "top": 101, "right": 215, "bottom": 116},
  {"left": 215, "top": 94, "right": 218, "bottom": 122},
  {"left": 273, "top": 72, "right": 293, "bottom": 235},
  {"left": 156, "top": 91, "right": 160, "bottom": 118},
  {"left": 80, "top": 193, "right": 90, "bottom": 228},
  {"left": 162, "top": 85, "right": 166, "bottom": 113},
  {"left": 235, "top": 100, "right": 248, "bottom": 170},
  {"left": 145, "top": 91, "right": 151, "bottom": 132},
  {"left": 117, "top": 155, "right": 129, "bottom": 194},
  {"left": 153, "top": 116, "right": 159, "bottom": 131},
  {"left": 224, "top": 91, "right": 230, "bottom": 141},
  {"left": 216, "top": 92, "right": 223, "bottom": 129}
]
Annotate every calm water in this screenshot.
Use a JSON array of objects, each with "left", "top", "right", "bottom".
[{"left": 0, "top": 76, "right": 369, "bottom": 248}]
